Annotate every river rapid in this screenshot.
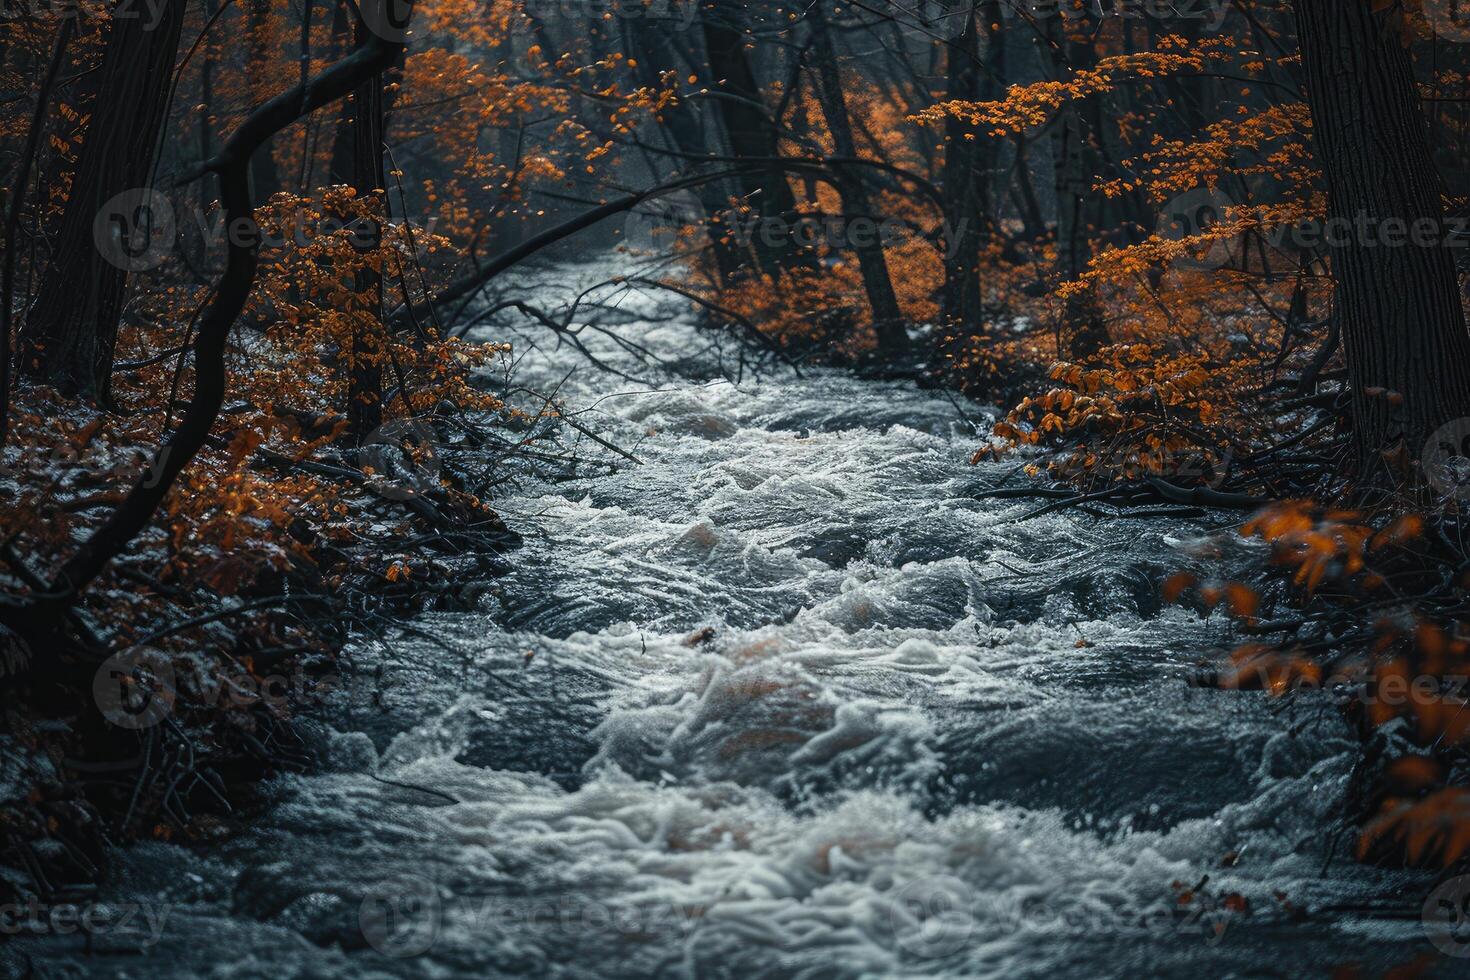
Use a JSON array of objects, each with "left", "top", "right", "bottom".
[{"left": 11, "top": 260, "right": 1447, "bottom": 978}]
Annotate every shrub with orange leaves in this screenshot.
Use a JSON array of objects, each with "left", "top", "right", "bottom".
[
  {"left": 1165, "top": 501, "right": 1470, "bottom": 869},
  {"left": 1242, "top": 505, "right": 1426, "bottom": 600},
  {"left": 1359, "top": 788, "right": 1470, "bottom": 867},
  {"left": 982, "top": 342, "right": 1259, "bottom": 491}
]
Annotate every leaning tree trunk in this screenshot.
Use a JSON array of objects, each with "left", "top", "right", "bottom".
[
  {"left": 8, "top": 3, "right": 415, "bottom": 647},
  {"left": 808, "top": 4, "right": 907, "bottom": 352},
  {"left": 18, "top": 0, "right": 187, "bottom": 401},
  {"left": 1295, "top": 0, "right": 1470, "bottom": 483}
]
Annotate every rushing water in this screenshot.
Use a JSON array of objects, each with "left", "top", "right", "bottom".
[{"left": 11, "top": 261, "right": 1450, "bottom": 978}]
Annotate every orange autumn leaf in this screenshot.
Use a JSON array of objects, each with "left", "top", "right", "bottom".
[
  {"left": 1161, "top": 572, "right": 1196, "bottom": 603},
  {"left": 1224, "top": 583, "right": 1258, "bottom": 620}
]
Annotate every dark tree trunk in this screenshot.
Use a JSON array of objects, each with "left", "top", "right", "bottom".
[
  {"left": 329, "top": 13, "right": 388, "bottom": 443},
  {"left": 18, "top": 0, "right": 187, "bottom": 400},
  {"left": 1295, "top": 0, "right": 1470, "bottom": 481},
  {"left": 1, "top": 20, "right": 77, "bottom": 448},
  {"left": 247, "top": 0, "right": 284, "bottom": 201},
  {"left": 621, "top": 18, "right": 743, "bottom": 285},
  {"left": 941, "top": 2, "right": 1000, "bottom": 330},
  {"left": 1009, "top": 133, "right": 1047, "bottom": 242},
  {"left": 701, "top": 11, "right": 811, "bottom": 278},
  {"left": 1050, "top": 28, "right": 1110, "bottom": 361},
  {"left": 198, "top": 0, "right": 217, "bottom": 262},
  {"left": 15, "top": 4, "right": 415, "bottom": 636},
  {"left": 808, "top": 4, "right": 907, "bottom": 352}
]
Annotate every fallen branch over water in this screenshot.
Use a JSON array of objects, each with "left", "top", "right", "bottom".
[{"left": 984, "top": 478, "right": 1272, "bottom": 522}]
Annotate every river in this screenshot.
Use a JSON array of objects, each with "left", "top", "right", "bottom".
[{"left": 11, "top": 260, "right": 1445, "bottom": 978}]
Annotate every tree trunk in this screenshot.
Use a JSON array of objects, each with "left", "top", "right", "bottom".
[
  {"left": 198, "top": 0, "right": 218, "bottom": 266},
  {"left": 18, "top": 3, "right": 415, "bottom": 634},
  {"left": 941, "top": 2, "right": 999, "bottom": 330},
  {"left": 18, "top": 0, "right": 187, "bottom": 400},
  {"left": 1050, "top": 27, "right": 1110, "bottom": 361},
  {"left": 701, "top": 11, "right": 811, "bottom": 278},
  {"left": 1, "top": 20, "right": 77, "bottom": 448},
  {"left": 329, "top": 12, "right": 388, "bottom": 443},
  {"left": 1294, "top": 0, "right": 1470, "bottom": 481},
  {"left": 808, "top": 4, "right": 907, "bottom": 352},
  {"left": 621, "top": 18, "right": 743, "bottom": 285},
  {"left": 247, "top": 0, "right": 284, "bottom": 201}
]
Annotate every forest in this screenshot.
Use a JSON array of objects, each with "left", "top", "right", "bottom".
[{"left": 3, "top": 0, "right": 1470, "bottom": 976}]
